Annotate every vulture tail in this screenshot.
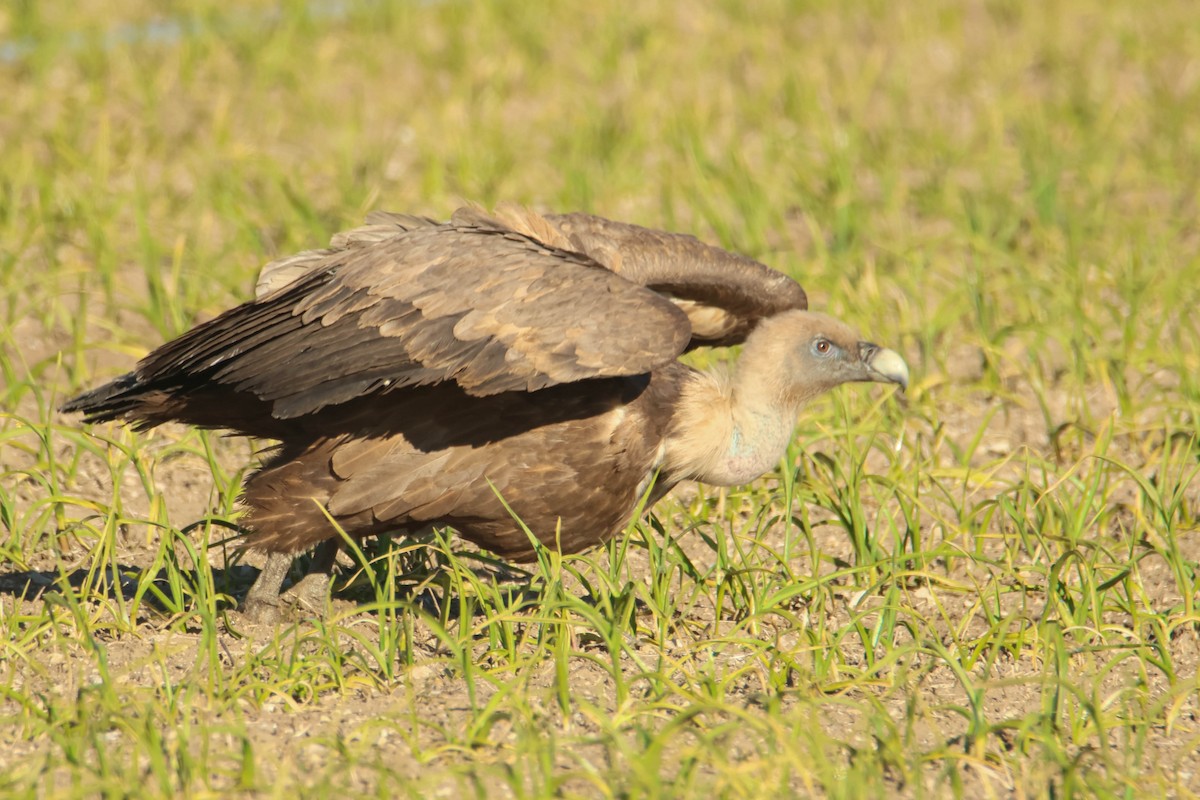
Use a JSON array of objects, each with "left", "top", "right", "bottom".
[
  {"left": 61, "top": 268, "right": 337, "bottom": 436},
  {"left": 59, "top": 372, "right": 186, "bottom": 431},
  {"left": 60, "top": 373, "right": 144, "bottom": 424},
  {"left": 61, "top": 369, "right": 280, "bottom": 435}
]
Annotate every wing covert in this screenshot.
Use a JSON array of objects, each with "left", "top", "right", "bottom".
[{"left": 539, "top": 210, "right": 807, "bottom": 346}]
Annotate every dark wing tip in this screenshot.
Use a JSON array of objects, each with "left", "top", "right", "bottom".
[{"left": 59, "top": 373, "right": 140, "bottom": 418}]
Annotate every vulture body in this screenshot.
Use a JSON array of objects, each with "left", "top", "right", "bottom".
[{"left": 63, "top": 206, "right": 908, "bottom": 621}]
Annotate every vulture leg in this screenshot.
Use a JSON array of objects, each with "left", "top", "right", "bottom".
[
  {"left": 241, "top": 551, "right": 292, "bottom": 623},
  {"left": 278, "top": 539, "right": 340, "bottom": 615},
  {"left": 240, "top": 541, "right": 340, "bottom": 623}
]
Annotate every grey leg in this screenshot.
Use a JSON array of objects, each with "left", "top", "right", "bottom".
[
  {"left": 242, "top": 550, "right": 293, "bottom": 623},
  {"left": 280, "top": 539, "right": 340, "bottom": 616}
]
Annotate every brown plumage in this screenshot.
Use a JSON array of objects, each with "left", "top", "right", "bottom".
[{"left": 62, "top": 205, "right": 908, "bottom": 621}]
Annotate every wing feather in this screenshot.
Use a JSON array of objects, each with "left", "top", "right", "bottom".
[
  {"left": 538, "top": 210, "right": 807, "bottom": 345},
  {"left": 255, "top": 212, "right": 438, "bottom": 297},
  {"left": 100, "top": 205, "right": 803, "bottom": 429},
  {"left": 132, "top": 223, "right": 691, "bottom": 420}
]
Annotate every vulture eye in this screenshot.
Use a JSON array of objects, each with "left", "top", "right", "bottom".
[{"left": 812, "top": 338, "right": 833, "bottom": 356}]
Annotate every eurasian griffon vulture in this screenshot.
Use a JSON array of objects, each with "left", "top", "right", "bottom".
[{"left": 63, "top": 206, "right": 909, "bottom": 622}]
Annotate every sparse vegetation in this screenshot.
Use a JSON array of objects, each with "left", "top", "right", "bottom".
[{"left": 2, "top": 0, "right": 1198, "bottom": 796}]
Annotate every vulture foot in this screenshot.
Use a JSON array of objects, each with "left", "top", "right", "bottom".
[
  {"left": 278, "top": 571, "right": 333, "bottom": 616},
  {"left": 240, "top": 550, "right": 291, "bottom": 623},
  {"left": 239, "top": 542, "right": 340, "bottom": 623},
  {"left": 240, "top": 597, "right": 287, "bottom": 625}
]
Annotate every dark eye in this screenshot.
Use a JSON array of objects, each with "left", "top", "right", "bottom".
[{"left": 813, "top": 338, "right": 833, "bottom": 356}]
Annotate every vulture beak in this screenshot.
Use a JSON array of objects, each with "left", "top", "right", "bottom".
[{"left": 859, "top": 342, "right": 909, "bottom": 391}]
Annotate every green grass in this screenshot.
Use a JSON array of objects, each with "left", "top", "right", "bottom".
[{"left": 2, "top": 0, "right": 1199, "bottom": 796}]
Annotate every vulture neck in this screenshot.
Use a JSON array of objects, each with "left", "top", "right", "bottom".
[{"left": 664, "top": 346, "right": 804, "bottom": 488}]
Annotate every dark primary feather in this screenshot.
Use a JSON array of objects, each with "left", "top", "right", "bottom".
[{"left": 67, "top": 220, "right": 699, "bottom": 428}]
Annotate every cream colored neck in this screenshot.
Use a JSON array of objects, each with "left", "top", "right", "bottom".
[{"left": 662, "top": 367, "right": 802, "bottom": 488}]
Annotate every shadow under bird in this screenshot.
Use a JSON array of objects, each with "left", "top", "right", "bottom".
[{"left": 62, "top": 205, "right": 909, "bottom": 622}]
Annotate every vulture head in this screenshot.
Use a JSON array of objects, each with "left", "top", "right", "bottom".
[
  {"left": 741, "top": 310, "right": 909, "bottom": 406},
  {"left": 665, "top": 309, "right": 908, "bottom": 489}
]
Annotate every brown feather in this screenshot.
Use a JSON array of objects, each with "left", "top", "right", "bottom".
[{"left": 540, "top": 211, "right": 808, "bottom": 345}]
